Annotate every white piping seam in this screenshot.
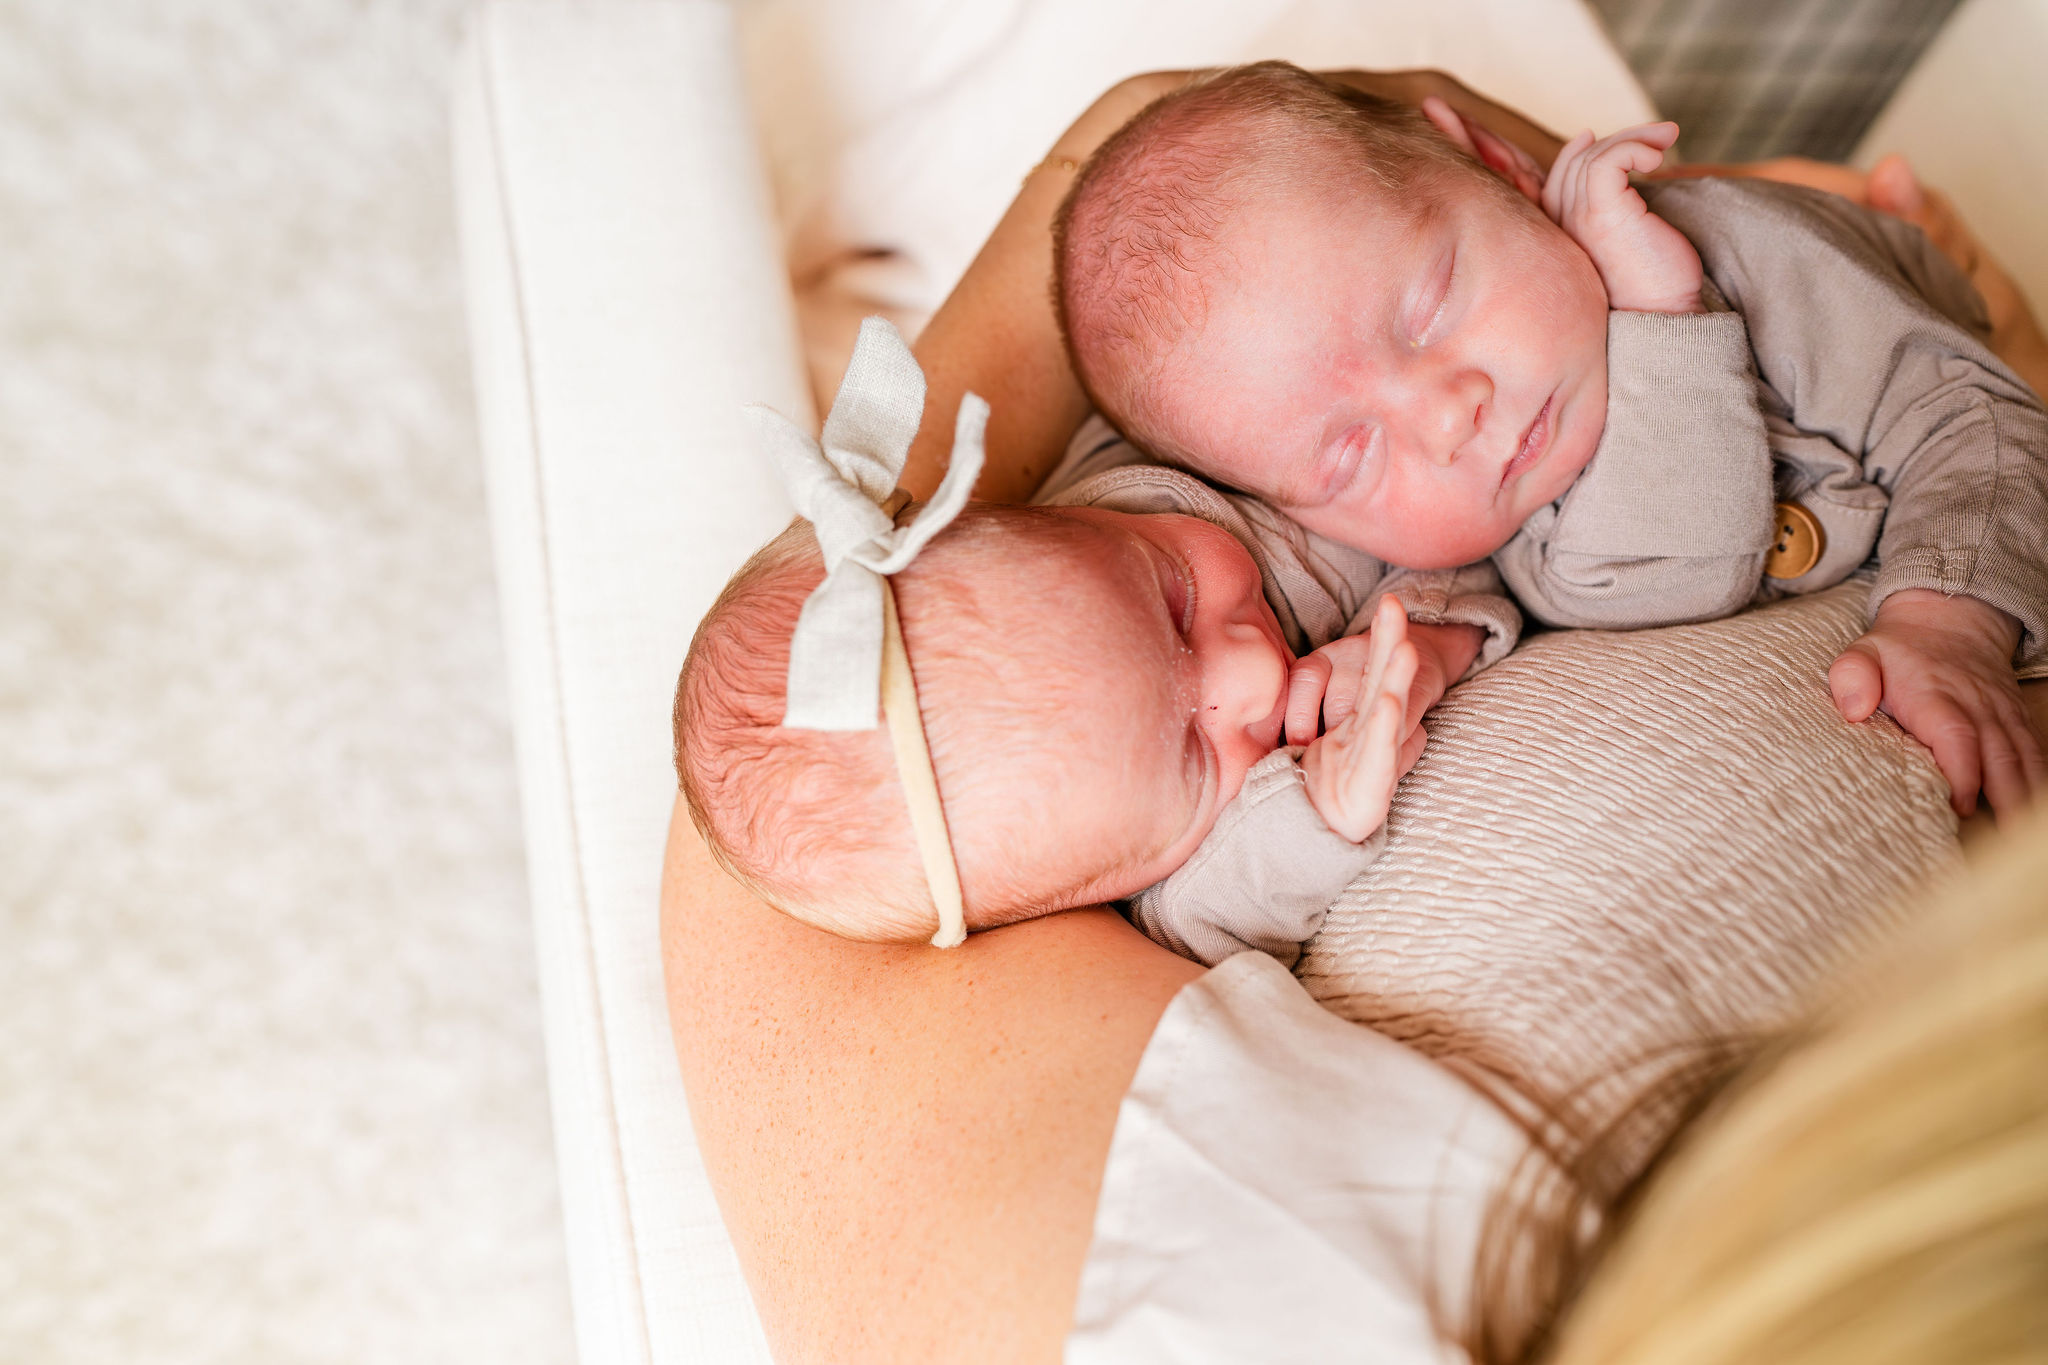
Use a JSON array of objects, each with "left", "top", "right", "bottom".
[{"left": 478, "top": 10, "right": 656, "bottom": 1364}]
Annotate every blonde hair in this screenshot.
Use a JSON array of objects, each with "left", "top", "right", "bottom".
[{"left": 1540, "top": 810, "right": 2048, "bottom": 1365}]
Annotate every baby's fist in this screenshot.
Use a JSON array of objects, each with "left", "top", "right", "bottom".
[{"left": 1542, "top": 123, "right": 1705, "bottom": 315}]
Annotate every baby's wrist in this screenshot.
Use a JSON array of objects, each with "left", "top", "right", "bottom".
[
  {"left": 1612, "top": 293, "right": 1705, "bottom": 316},
  {"left": 1876, "top": 588, "right": 2022, "bottom": 659},
  {"left": 1406, "top": 620, "right": 1484, "bottom": 683},
  {"left": 1601, "top": 277, "right": 1705, "bottom": 315}
]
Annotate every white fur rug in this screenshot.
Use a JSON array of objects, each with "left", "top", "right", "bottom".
[{"left": 0, "top": 4, "right": 572, "bottom": 1361}]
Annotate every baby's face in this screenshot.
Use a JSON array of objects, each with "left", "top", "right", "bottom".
[
  {"left": 939, "top": 507, "right": 1290, "bottom": 907},
  {"left": 1151, "top": 172, "right": 1610, "bottom": 569}
]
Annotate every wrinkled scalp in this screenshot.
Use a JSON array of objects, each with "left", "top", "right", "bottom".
[
  {"left": 674, "top": 507, "right": 1153, "bottom": 942},
  {"left": 673, "top": 521, "right": 925, "bottom": 939}
]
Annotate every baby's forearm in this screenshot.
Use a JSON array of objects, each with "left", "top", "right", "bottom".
[{"left": 1407, "top": 621, "right": 1485, "bottom": 694}]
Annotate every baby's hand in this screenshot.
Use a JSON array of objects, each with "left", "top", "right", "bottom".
[
  {"left": 1542, "top": 123, "right": 1705, "bottom": 315},
  {"left": 1298, "top": 599, "right": 1424, "bottom": 843},
  {"left": 1829, "top": 589, "right": 2046, "bottom": 822},
  {"left": 1286, "top": 605, "right": 1479, "bottom": 750}
]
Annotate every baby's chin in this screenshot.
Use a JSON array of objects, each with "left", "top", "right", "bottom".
[{"left": 1363, "top": 517, "right": 1523, "bottom": 571}]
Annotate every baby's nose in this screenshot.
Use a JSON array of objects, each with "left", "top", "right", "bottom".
[
  {"left": 1204, "top": 618, "right": 1288, "bottom": 728},
  {"left": 1418, "top": 368, "right": 1492, "bottom": 467}
]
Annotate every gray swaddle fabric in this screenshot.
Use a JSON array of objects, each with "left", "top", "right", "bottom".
[
  {"left": 1041, "top": 419, "right": 1524, "bottom": 669},
  {"left": 1643, "top": 179, "right": 2047, "bottom": 668},
  {"left": 1492, "top": 299, "right": 1777, "bottom": 628}
]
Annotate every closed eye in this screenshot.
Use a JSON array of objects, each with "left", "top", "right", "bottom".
[
  {"left": 1308, "top": 423, "right": 1382, "bottom": 507},
  {"left": 1410, "top": 249, "right": 1456, "bottom": 347},
  {"left": 1144, "top": 537, "right": 1196, "bottom": 635}
]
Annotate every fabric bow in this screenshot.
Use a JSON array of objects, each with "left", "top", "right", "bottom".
[{"left": 748, "top": 316, "right": 987, "bottom": 730}]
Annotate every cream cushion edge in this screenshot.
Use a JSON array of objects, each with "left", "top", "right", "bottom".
[
  {"left": 452, "top": 4, "right": 799, "bottom": 1363},
  {"left": 1852, "top": 0, "right": 2048, "bottom": 315}
]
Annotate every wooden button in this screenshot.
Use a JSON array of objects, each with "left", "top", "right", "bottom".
[{"left": 1764, "top": 501, "right": 1825, "bottom": 580}]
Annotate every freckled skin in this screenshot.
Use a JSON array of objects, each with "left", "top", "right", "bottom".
[{"left": 1150, "top": 170, "right": 1612, "bottom": 570}]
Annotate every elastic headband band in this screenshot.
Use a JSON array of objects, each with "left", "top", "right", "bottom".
[{"left": 881, "top": 580, "right": 967, "bottom": 947}]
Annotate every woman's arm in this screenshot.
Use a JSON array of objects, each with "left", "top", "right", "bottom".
[
  {"left": 900, "top": 72, "right": 1179, "bottom": 503},
  {"left": 662, "top": 805, "right": 1202, "bottom": 1363},
  {"left": 900, "top": 69, "right": 1574, "bottom": 504}
]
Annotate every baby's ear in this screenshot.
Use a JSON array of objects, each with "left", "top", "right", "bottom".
[
  {"left": 1420, "top": 96, "right": 1546, "bottom": 205},
  {"left": 1420, "top": 95, "right": 1480, "bottom": 157}
]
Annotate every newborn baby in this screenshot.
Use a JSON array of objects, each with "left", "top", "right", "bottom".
[
  {"left": 677, "top": 500, "right": 1448, "bottom": 947},
  {"left": 681, "top": 317, "right": 1524, "bottom": 958},
  {"left": 1055, "top": 62, "right": 2048, "bottom": 818}
]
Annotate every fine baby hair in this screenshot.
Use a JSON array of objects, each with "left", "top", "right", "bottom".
[{"left": 1055, "top": 60, "right": 1510, "bottom": 464}]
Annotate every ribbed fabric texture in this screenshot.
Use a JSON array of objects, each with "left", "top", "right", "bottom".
[{"left": 1297, "top": 577, "right": 1956, "bottom": 1170}]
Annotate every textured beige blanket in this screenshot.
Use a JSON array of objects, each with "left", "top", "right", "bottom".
[{"left": 1300, "top": 579, "right": 1961, "bottom": 1163}]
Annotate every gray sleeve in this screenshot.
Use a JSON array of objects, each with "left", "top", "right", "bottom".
[
  {"left": 1370, "top": 562, "right": 1523, "bottom": 679},
  {"left": 1652, "top": 177, "right": 2048, "bottom": 675},
  {"left": 1128, "top": 749, "right": 1383, "bottom": 969},
  {"left": 1492, "top": 307, "right": 1775, "bottom": 630}
]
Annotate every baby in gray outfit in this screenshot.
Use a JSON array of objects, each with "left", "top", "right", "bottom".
[
  {"left": 682, "top": 64, "right": 2047, "bottom": 966},
  {"left": 1043, "top": 62, "right": 2048, "bottom": 963}
]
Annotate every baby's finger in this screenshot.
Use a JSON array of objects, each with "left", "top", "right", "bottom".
[
  {"left": 1601, "top": 120, "right": 1679, "bottom": 151},
  {"left": 1979, "top": 720, "right": 2030, "bottom": 823},
  {"left": 1543, "top": 129, "right": 1595, "bottom": 220},
  {"left": 1372, "top": 642, "right": 1421, "bottom": 733},
  {"left": 1348, "top": 691, "right": 1404, "bottom": 830},
  {"left": 1827, "top": 644, "right": 1885, "bottom": 723},
  {"left": 1313, "top": 688, "right": 1404, "bottom": 842},
  {"left": 1321, "top": 642, "right": 1369, "bottom": 735},
  {"left": 1904, "top": 691, "right": 1984, "bottom": 818},
  {"left": 1285, "top": 652, "right": 1333, "bottom": 747},
  {"left": 1396, "top": 721, "right": 1428, "bottom": 780},
  {"left": 1982, "top": 696, "right": 2045, "bottom": 823},
  {"left": 1361, "top": 605, "right": 1400, "bottom": 705},
  {"left": 2018, "top": 705, "right": 2048, "bottom": 791},
  {"left": 1591, "top": 136, "right": 1670, "bottom": 179}
]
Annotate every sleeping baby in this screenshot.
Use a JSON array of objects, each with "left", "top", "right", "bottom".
[
  {"left": 676, "top": 314, "right": 1520, "bottom": 956},
  {"left": 1054, "top": 62, "right": 2048, "bottom": 820}
]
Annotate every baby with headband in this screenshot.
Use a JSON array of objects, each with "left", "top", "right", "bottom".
[{"left": 675, "top": 319, "right": 1520, "bottom": 960}]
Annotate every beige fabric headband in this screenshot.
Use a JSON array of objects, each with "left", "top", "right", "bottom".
[{"left": 745, "top": 317, "right": 982, "bottom": 947}]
